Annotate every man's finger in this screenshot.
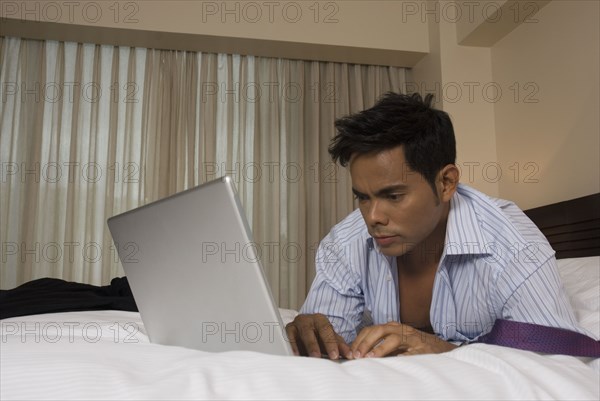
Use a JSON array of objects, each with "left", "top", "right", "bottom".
[
  {"left": 285, "top": 323, "right": 300, "bottom": 356},
  {"left": 315, "top": 321, "right": 343, "bottom": 359},
  {"left": 298, "top": 323, "right": 323, "bottom": 358},
  {"left": 336, "top": 334, "right": 353, "bottom": 360},
  {"left": 352, "top": 323, "right": 411, "bottom": 358},
  {"left": 363, "top": 336, "right": 408, "bottom": 358},
  {"left": 351, "top": 325, "right": 388, "bottom": 358},
  {"left": 286, "top": 314, "right": 350, "bottom": 359}
]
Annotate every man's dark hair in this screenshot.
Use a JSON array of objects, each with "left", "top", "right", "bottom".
[{"left": 329, "top": 92, "right": 456, "bottom": 192}]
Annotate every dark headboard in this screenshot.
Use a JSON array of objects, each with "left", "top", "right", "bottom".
[{"left": 524, "top": 193, "right": 600, "bottom": 259}]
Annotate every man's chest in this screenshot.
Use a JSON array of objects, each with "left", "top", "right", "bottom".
[
  {"left": 362, "top": 252, "right": 500, "bottom": 339},
  {"left": 397, "top": 264, "right": 437, "bottom": 332}
]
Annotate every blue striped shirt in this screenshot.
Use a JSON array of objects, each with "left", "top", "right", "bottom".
[{"left": 300, "top": 184, "right": 583, "bottom": 343}]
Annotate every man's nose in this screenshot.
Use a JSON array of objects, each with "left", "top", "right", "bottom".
[{"left": 365, "top": 200, "right": 388, "bottom": 227}]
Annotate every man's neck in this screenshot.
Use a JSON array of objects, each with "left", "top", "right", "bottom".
[{"left": 397, "top": 205, "right": 449, "bottom": 276}]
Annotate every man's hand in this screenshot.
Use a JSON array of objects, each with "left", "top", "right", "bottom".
[
  {"left": 349, "top": 322, "right": 457, "bottom": 358},
  {"left": 285, "top": 313, "right": 351, "bottom": 360}
]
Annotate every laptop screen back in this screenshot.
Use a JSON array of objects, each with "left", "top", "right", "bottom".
[{"left": 107, "top": 176, "right": 292, "bottom": 356}]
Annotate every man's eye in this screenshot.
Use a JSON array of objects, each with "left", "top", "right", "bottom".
[
  {"left": 388, "top": 194, "right": 403, "bottom": 201},
  {"left": 354, "top": 194, "right": 368, "bottom": 202}
]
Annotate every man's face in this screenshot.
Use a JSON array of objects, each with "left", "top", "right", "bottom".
[{"left": 349, "top": 146, "right": 449, "bottom": 257}]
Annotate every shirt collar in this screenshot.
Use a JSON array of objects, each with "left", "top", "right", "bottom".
[{"left": 443, "top": 184, "right": 492, "bottom": 256}]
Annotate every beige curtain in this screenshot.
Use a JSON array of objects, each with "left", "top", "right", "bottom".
[{"left": 0, "top": 36, "right": 407, "bottom": 309}]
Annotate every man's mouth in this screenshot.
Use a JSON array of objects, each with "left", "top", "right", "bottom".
[{"left": 373, "top": 235, "right": 397, "bottom": 246}]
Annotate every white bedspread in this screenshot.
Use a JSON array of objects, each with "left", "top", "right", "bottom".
[
  {"left": 1, "top": 309, "right": 598, "bottom": 400},
  {"left": 1, "top": 256, "right": 599, "bottom": 400}
]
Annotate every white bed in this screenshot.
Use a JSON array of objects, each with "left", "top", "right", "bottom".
[{"left": 1, "top": 256, "right": 598, "bottom": 400}]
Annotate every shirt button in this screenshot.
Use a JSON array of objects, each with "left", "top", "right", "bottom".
[{"left": 387, "top": 276, "right": 392, "bottom": 281}]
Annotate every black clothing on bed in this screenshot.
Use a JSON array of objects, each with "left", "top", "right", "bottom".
[{"left": 0, "top": 277, "right": 138, "bottom": 319}]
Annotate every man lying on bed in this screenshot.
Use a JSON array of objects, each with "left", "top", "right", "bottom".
[{"left": 285, "top": 92, "right": 584, "bottom": 360}]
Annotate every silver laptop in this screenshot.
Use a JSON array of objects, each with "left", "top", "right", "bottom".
[{"left": 107, "top": 176, "right": 293, "bottom": 356}]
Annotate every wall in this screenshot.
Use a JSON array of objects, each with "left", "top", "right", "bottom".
[
  {"left": 0, "top": 0, "right": 429, "bottom": 67},
  {"left": 412, "top": 0, "right": 599, "bottom": 207},
  {"left": 438, "top": 17, "right": 498, "bottom": 197},
  {"left": 491, "top": 0, "right": 600, "bottom": 209},
  {"left": 411, "top": 2, "right": 501, "bottom": 197}
]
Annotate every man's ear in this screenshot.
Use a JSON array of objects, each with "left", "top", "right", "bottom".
[{"left": 438, "top": 164, "right": 459, "bottom": 202}]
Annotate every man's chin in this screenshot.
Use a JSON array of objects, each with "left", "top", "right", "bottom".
[
  {"left": 377, "top": 244, "right": 409, "bottom": 257},
  {"left": 377, "top": 241, "right": 417, "bottom": 257}
]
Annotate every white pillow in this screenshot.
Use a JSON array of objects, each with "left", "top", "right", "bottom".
[
  {"left": 278, "top": 308, "right": 299, "bottom": 326},
  {"left": 557, "top": 256, "right": 600, "bottom": 339}
]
